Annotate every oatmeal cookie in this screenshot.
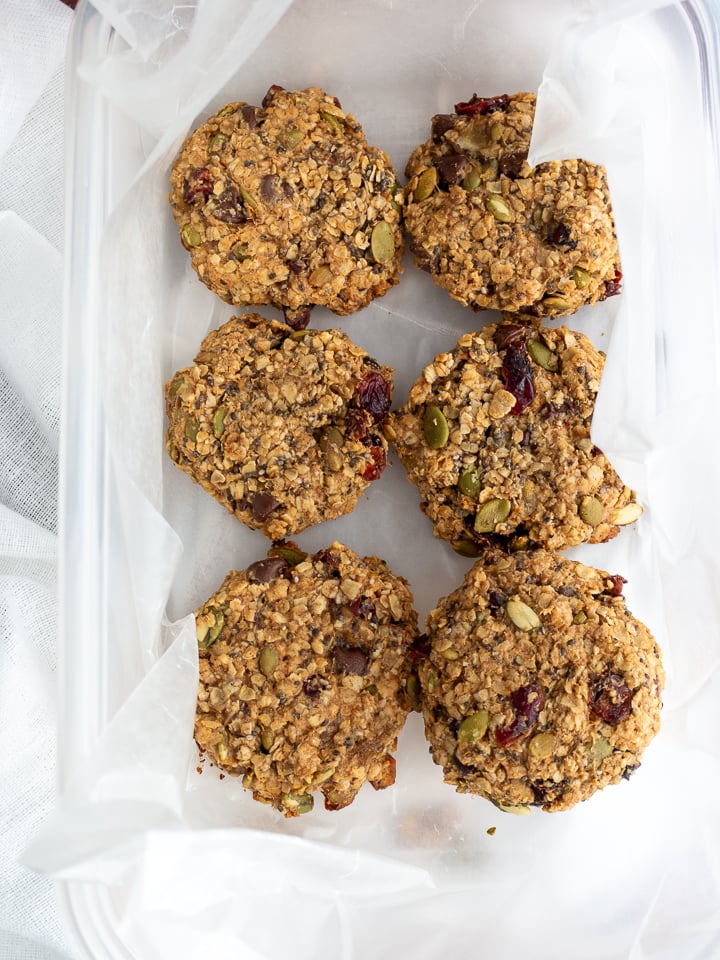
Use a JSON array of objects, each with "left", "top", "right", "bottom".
[
  {"left": 170, "top": 85, "right": 403, "bottom": 328},
  {"left": 417, "top": 549, "right": 664, "bottom": 812},
  {"left": 386, "top": 319, "right": 640, "bottom": 552},
  {"left": 194, "top": 541, "right": 417, "bottom": 815},
  {"left": 165, "top": 314, "right": 393, "bottom": 539},
  {"left": 404, "top": 92, "right": 621, "bottom": 318}
]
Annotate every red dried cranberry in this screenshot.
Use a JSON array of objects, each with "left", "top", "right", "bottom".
[
  {"left": 333, "top": 645, "right": 369, "bottom": 675},
  {"left": 589, "top": 672, "right": 633, "bottom": 724},
  {"left": 546, "top": 221, "right": 576, "bottom": 249},
  {"left": 493, "top": 323, "right": 528, "bottom": 350},
  {"left": 454, "top": 94, "right": 510, "bottom": 116},
  {"left": 602, "top": 269, "right": 623, "bottom": 299},
  {"left": 408, "top": 634, "right": 430, "bottom": 661},
  {"left": 495, "top": 683, "right": 545, "bottom": 745},
  {"left": 183, "top": 167, "right": 214, "bottom": 204},
  {"left": 282, "top": 305, "right": 312, "bottom": 330},
  {"left": 348, "top": 598, "right": 376, "bottom": 620},
  {"left": 346, "top": 408, "right": 371, "bottom": 444},
  {"left": 313, "top": 548, "right": 340, "bottom": 569},
  {"left": 362, "top": 443, "right": 387, "bottom": 481},
  {"left": 356, "top": 371, "right": 391, "bottom": 422},
  {"left": 605, "top": 575, "right": 627, "bottom": 597},
  {"left": 502, "top": 340, "right": 535, "bottom": 414}
]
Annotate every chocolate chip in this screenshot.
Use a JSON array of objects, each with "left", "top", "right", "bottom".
[
  {"left": 333, "top": 645, "right": 369, "bottom": 675},
  {"left": 251, "top": 492, "right": 281, "bottom": 522},
  {"left": 247, "top": 557, "right": 288, "bottom": 582},
  {"left": 436, "top": 153, "right": 472, "bottom": 186},
  {"left": 431, "top": 113, "right": 456, "bottom": 142}
]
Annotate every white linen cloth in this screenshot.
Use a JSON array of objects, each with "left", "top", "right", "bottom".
[{"left": 0, "top": 0, "right": 75, "bottom": 957}]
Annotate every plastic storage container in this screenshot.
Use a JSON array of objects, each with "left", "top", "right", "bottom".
[{"left": 37, "top": 1, "right": 720, "bottom": 957}]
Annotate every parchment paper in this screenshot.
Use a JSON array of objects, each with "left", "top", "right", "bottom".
[{"left": 24, "top": 1, "right": 720, "bottom": 957}]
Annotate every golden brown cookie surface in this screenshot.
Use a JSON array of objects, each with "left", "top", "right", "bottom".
[
  {"left": 404, "top": 92, "right": 621, "bottom": 318},
  {"left": 170, "top": 86, "right": 403, "bottom": 327},
  {"left": 418, "top": 549, "right": 664, "bottom": 812},
  {"left": 387, "top": 319, "right": 640, "bottom": 552},
  {"left": 165, "top": 314, "right": 393, "bottom": 539},
  {"left": 194, "top": 541, "right": 417, "bottom": 816}
]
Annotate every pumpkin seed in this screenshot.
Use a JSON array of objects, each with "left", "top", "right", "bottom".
[
  {"left": 319, "top": 427, "right": 344, "bottom": 472},
  {"left": 474, "top": 497, "right": 511, "bottom": 533},
  {"left": 280, "top": 127, "right": 304, "bottom": 150},
  {"left": 485, "top": 195, "right": 514, "bottom": 223},
  {"left": 283, "top": 793, "right": 313, "bottom": 815},
  {"left": 452, "top": 538, "right": 481, "bottom": 558},
  {"left": 573, "top": 610, "right": 588, "bottom": 625},
  {"left": 462, "top": 165, "right": 482, "bottom": 192},
  {"left": 198, "top": 607, "right": 224, "bottom": 648},
  {"left": 259, "top": 644, "right": 278, "bottom": 677},
  {"left": 406, "top": 674, "right": 421, "bottom": 711},
  {"left": 505, "top": 598, "right": 540, "bottom": 631},
  {"left": 213, "top": 405, "right": 227, "bottom": 438},
  {"left": 528, "top": 731, "right": 555, "bottom": 759},
  {"left": 209, "top": 133, "right": 227, "bottom": 152},
  {"left": 414, "top": 166, "right": 439, "bottom": 201},
  {"left": 579, "top": 496, "right": 604, "bottom": 527},
  {"left": 458, "top": 468, "right": 481, "bottom": 498},
  {"left": 230, "top": 242, "right": 250, "bottom": 262},
  {"left": 180, "top": 223, "right": 202, "bottom": 248},
  {"left": 238, "top": 186, "right": 259, "bottom": 212},
  {"left": 541, "top": 295, "right": 571, "bottom": 313},
  {"left": 527, "top": 339, "right": 558, "bottom": 372},
  {"left": 320, "top": 110, "right": 343, "bottom": 134},
  {"left": 272, "top": 544, "right": 307, "bottom": 565},
  {"left": 184, "top": 417, "right": 199, "bottom": 442},
  {"left": 260, "top": 726, "right": 275, "bottom": 751},
  {"left": 371, "top": 221, "right": 395, "bottom": 262},
  {"left": 572, "top": 265, "right": 591, "bottom": 288},
  {"left": 423, "top": 404, "right": 449, "bottom": 448},
  {"left": 589, "top": 736, "right": 612, "bottom": 765},
  {"left": 457, "top": 710, "right": 489, "bottom": 744}
]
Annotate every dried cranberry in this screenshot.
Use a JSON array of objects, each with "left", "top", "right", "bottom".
[
  {"left": 589, "top": 672, "right": 633, "bottom": 724},
  {"left": 356, "top": 371, "right": 392, "bottom": 422},
  {"left": 362, "top": 443, "right": 387, "bottom": 481},
  {"left": 213, "top": 186, "right": 246, "bottom": 224},
  {"left": 251, "top": 492, "right": 281, "bottom": 522},
  {"left": 247, "top": 557, "right": 287, "bottom": 582},
  {"left": 488, "top": 590, "right": 507, "bottom": 609},
  {"left": 348, "top": 598, "right": 376, "bottom": 620},
  {"left": 499, "top": 149, "right": 528, "bottom": 178},
  {"left": 502, "top": 340, "right": 535, "bottom": 414},
  {"left": 454, "top": 93, "right": 510, "bottom": 116},
  {"left": 409, "top": 239, "right": 440, "bottom": 273},
  {"left": 602, "top": 269, "right": 623, "bottom": 299},
  {"left": 546, "top": 221, "right": 576, "bottom": 249},
  {"left": 333, "top": 645, "right": 369, "bottom": 675},
  {"left": 282, "top": 305, "right": 312, "bottom": 330},
  {"left": 346, "top": 408, "right": 371, "bottom": 443},
  {"left": 313, "top": 548, "right": 340, "bottom": 569},
  {"left": 183, "top": 167, "right": 214, "bottom": 204},
  {"left": 495, "top": 683, "right": 545, "bottom": 745},
  {"left": 436, "top": 153, "right": 472, "bottom": 186},
  {"left": 431, "top": 114, "right": 456, "bottom": 141},
  {"left": 287, "top": 260, "right": 306, "bottom": 275},
  {"left": 605, "top": 575, "right": 627, "bottom": 597},
  {"left": 493, "top": 322, "right": 528, "bottom": 350}
]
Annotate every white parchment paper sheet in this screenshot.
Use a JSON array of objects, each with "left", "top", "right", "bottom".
[{"left": 25, "top": 1, "right": 720, "bottom": 957}]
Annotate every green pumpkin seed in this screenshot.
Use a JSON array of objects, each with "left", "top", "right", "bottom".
[
  {"left": 260, "top": 726, "right": 275, "bottom": 752},
  {"left": 451, "top": 538, "right": 481, "bottom": 558},
  {"left": 527, "top": 338, "right": 559, "bottom": 372},
  {"left": 457, "top": 710, "right": 489, "bottom": 744},
  {"left": 273, "top": 544, "right": 307, "bottom": 565},
  {"left": 505, "top": 598, "right": 540, "bottom": 631},
  {"left": 198, "top": 607, "right": 224, "bottom": 648},
  {"left": 406, "top": 674, "right": 421, "bottom": 711},
  {"left": 283, "top": 793, "right": 314, "bottom": 815},
  {"left": 319, "top": 427, "right": 344, "bottom": 472},
  {"left": 281, "top": 128, "right": 304, "bottom": 150},
  {"left": 458, "top": 468, "right": 481, "bottom": 498},
  {"left": 572, "top": 265, "right": 591, "bottom": 289},
  {"left": 485, "top": 195, "right": 514, "bottom": 223},
  {"left": 573, "top": 610, "right": 588, "bottom": 625},
  {"left": 528, "top": 731, "right": 555, "bottom": 759},
  {"left": 493, "top": 801, "right": 531, "bottom": 816},
  {"left": 414, "top": 166, "right": 438, "bottom": 201},
  {"left": 259, "top": 644, "right": 278, "bottom": 678},
  {"left": 474, "top": 497, "right": 511, "bottom": 533},
  {"left": 184, "top": 417, "right": 199, "bottom": 442},
  {"left": 213, "top": 405, "right": 227, "bottom": 438},
  {"left": 462, "top": 165, "right": 482, "bottom": 192},
  {"left": 579, "top": 496, "right": 603, "bottom": 527},
  {"left": 238, "top": 186, "right": 259, "bottom": 212},
  {"left": 589, "top": 736, "right": 612, "bottom": 765},
  {"left": 541, "top": 295, "right": 571, "bottom": 313},
  {"left": 168, "top": 377, "right": 184, "bottom": 398},
  {"left": 371, "top": 221, "right": 395, "bottom": 263},
  {"left": 180, "top": 223, "right": 202, "bottom": 248},
  {"left": 320, "top": 110, "right": 343, "bottom": 134},
  {"left": 309, "top": 265, "right": 332, "bottom": 286},
  {"left": 230, "top": 242, "right": 250, "bottom": 262},
  {"left": 209, "top": 133, "right": 227, "bottom": 152},
  {"left": 423, "top": 404, "right": 449, "bottom": 448}
]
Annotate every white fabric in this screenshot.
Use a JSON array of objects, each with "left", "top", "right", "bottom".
[{"left": 0, "top": 1, "right": 74, "bottom": 957}]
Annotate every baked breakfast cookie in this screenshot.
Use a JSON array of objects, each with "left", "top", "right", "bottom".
[
  {"left": 165, "top": 314, "right": 393, "bottom": 539},
  {"left": 386, "top": 319, "right": 640, "bottom": 552},
  {"left": 417, "top": 549, "right": 664, "bottom": 812},
  {"left": 404, "top": 92, "right": 621, "bottom": 318},
  {"left": 170, "top": 85, "right": 403, "bottom": 328},
  {"left": 194, "top": 541, "right": 417, "bottom": 815}
]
